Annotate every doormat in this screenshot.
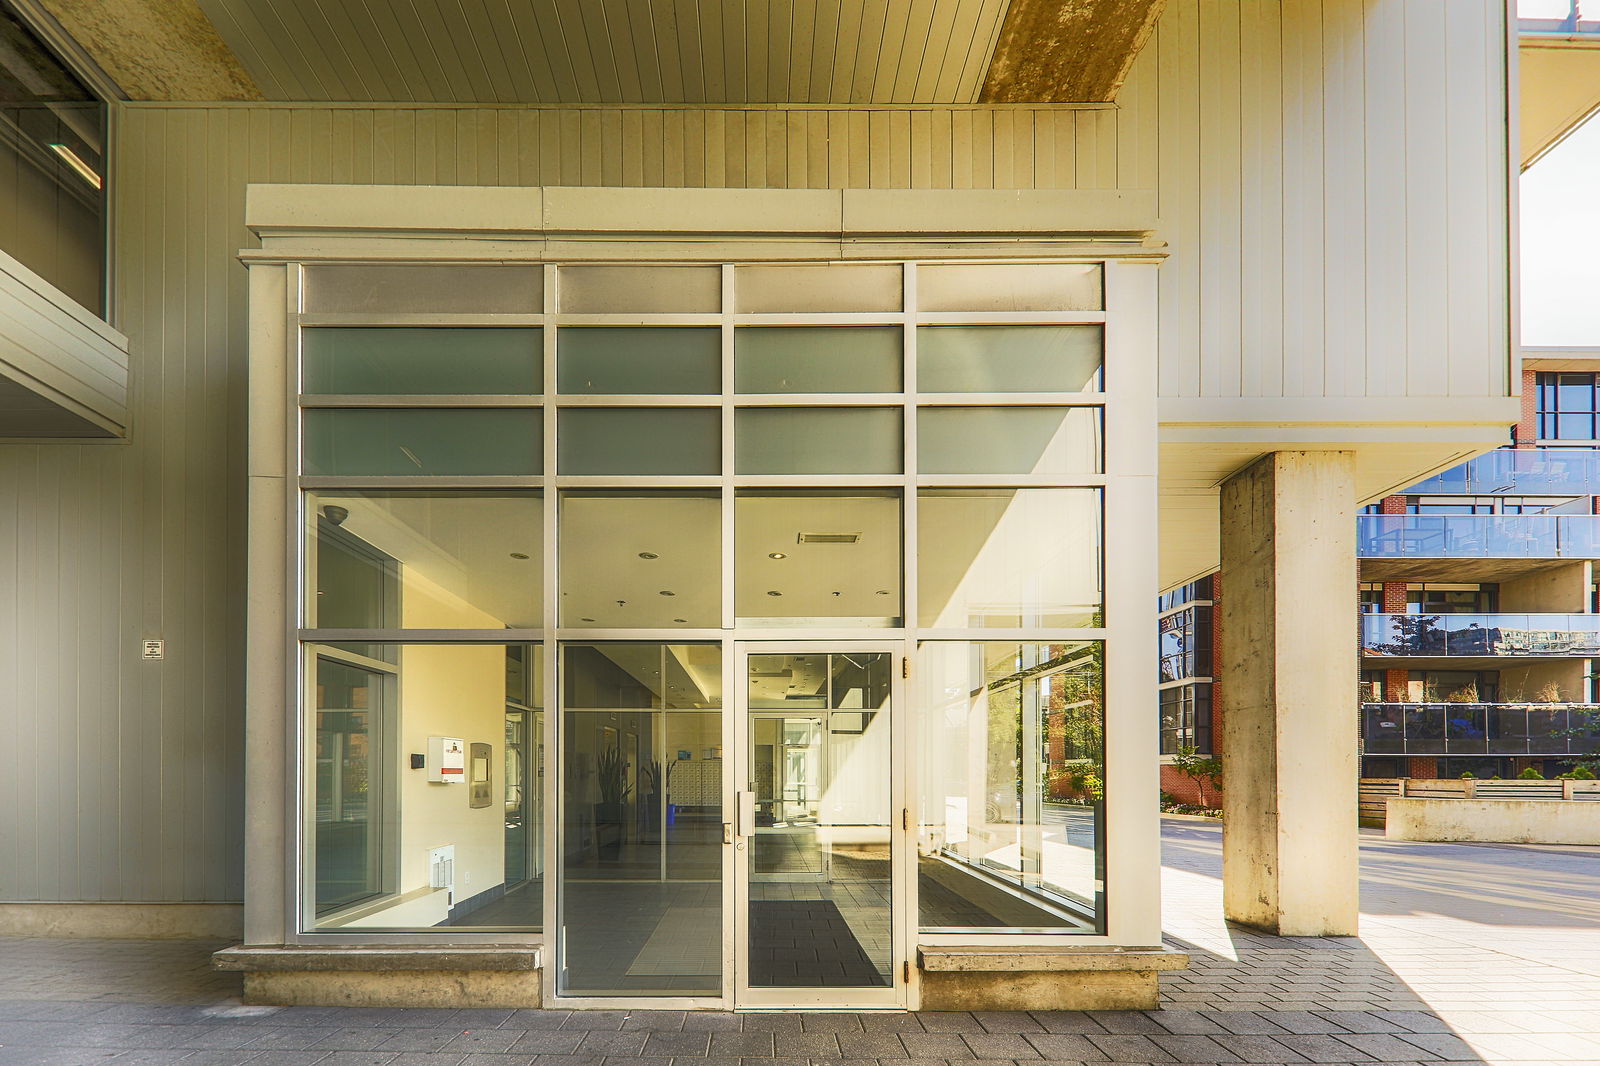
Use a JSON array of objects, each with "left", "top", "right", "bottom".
[{"left": 625, "top": 906, "right": 722, "bottom": 977}]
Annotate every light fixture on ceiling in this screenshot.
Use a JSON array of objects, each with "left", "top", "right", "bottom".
[
  {"left": 580, "top": 617, "right": 596, "bottom": 622},
  {"left": 660, "top": 590, "right": 676, "bottom": 596},
  {"left": 797, "top": 532, "right": 860, "bottom": 544},
  {"left": 509, "top": 552, "right": 529, "bottom": 560},
  {"left": 638, "top": 551, "right": 659, "bottom": 560},
  {"left": 767, "top": 590, "right": 782, "bottom": 597},
  {"left": 768, "top": 552, "right": 787, "bottom": 560},
  {"left": 876, "top": 590, "right": 890, "bottom": 596},
  {"left": 321, "top": 505, "right": 348, "bottom": 526},
  {"left": 673, "top": 618, "right": 687, "bottom": 623},
  {"left": 49, "top": 143, "right": 101, "bottom": 190}
]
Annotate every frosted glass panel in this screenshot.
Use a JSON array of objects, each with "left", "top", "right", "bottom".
[
  {"left": 559, "top": 408, "right": 720, "bottom": 474},
  {"left": 304, "top": 264, "right": 542, "bottom": 313},
  {"left": 735, "top": 490, "right": 902, "bottom": 626},
  {"left": 735, "top": 263, "right": 902, "bottom": 312},
  {"left": 559, "top": 492, "right": 720, "bottom": 627},
  {"left": 559, "top": 265, "right": 720, "bottom": 313},
  {"left": 917, "top": 263, "right": 1102, "bottom": 311},
  {"left": 918, "top": 326, "right": 1103, "bottom": 393},
  {"left": 918, "top": 489, "right": 1102, "bottom": 628},
  {"left": 918, "top": 407, "right": 1102, "bottom": 475},
  {"left": 303, "top": 328, "right": 541, "bottom": 394},
  {"left": 735, "top": 327, "right": 901, "bottom": 393},
  {"left": 303, "top": 409, "right": 541, "bottom": 476},
  {"left": 559, "top": 328, "right": 720, "bottom": 394},
  {"left": 736, "top": 408, "right": 902, "bottom": 474}
]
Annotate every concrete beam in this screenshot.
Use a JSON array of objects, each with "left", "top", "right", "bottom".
[
  {"left": 1219, "top": 451, "right": 1360, "bottom": 937},
  {"left": 980, "top": 0, "right": 1166, "bottom": 103},
  {"left": 36, "top": 0, "right": 258, "bottom": 100}
]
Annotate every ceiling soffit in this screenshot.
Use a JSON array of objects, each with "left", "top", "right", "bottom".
[{"left": 194, "top": 0, "right": 1013, "bottom": 104}]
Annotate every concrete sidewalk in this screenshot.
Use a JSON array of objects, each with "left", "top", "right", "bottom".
[{"left": 0, "top": 818, "right": 1595, "bottom": 1065}]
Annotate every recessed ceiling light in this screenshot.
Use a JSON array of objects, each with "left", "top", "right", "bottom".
[
  {"left": 767, "top": 590, "right": 782, "bottom": 597},
  {"left": 509, "top": 552, "right": 530, "bottom": 560},
  {"left": 638, "top": 551, "right": 659, "bottom": 559},
  {"left": 768, "top": 552, "right": 787, "bottom": 560},
  {"left": 673, "top": 618, "right": 687, "bottom": 623},
  {"left": 660, "top": 590, "right": 675, "bottom": 597},
  {"left": 876, "top": 590, "right": 890, "bottom": 596},
  {"left": 580, "top": 617, "right": 595, "bottom": 623}
]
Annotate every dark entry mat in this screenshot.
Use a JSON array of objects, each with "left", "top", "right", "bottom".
[{"left": 747, "top": 899, "right": 888, "bottom": 987}]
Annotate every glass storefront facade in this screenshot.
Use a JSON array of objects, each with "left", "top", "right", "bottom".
[{"left": 288, "top": 257, "right": 1143, "bottom": 1006}]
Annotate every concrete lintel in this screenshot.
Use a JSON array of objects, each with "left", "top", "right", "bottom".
[
  {"left": 34, "top": 0, "right": 259, "bottom": 100},
  {"left": 981, "top": 0, "right": 1167, "bottom": 103},
  {"left": 245, "top": 185, "right": 1160, "bottom": 243},
  {"left": 918, "top": 946, "right": 1187, "bottom": 973},
  {"left": 214, "top": 946, "right": 540, "bottom": 972}
]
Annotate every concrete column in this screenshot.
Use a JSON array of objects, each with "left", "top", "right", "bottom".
[{"left": 1219, "top": 451, "right": 1359, "bottom": 937}]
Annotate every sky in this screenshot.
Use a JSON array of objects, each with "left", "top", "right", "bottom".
[{"left": 1519, "top": 1, "right": 1600, "bottom": 346}]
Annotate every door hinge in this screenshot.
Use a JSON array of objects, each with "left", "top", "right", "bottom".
[
  {"left": 903, "top": 960, "right": 911, "bottom": 982},
  {"left": 901, "top": 656, "right": 910, "bottom": 679},
  {"left": 902, "top": 808, "right": 910, "bottom": 831}
]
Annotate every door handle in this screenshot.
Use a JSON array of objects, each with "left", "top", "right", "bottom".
[
  {"left": 737, "top": 790, "right": 756, "bottom": 839},
  {"left": 723, "top": 822, "right": 733, "bottom": 845}
]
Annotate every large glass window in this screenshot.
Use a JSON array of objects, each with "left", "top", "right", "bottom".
[
  {"left": 735, "top": 490, "right": 903, "bottom": 627},
  {"left": 558, "top": 328, "right": 720, "bottom": 394},
  {"left": 560, "top": 643, "right": 723, "bottom": 995},
  {"left": 918, "top": 407, "right": 1101, "bottom": 475},
  {"left": 917, "top": 326, "right": 1102, "bottom": 393},
  {"left": 559, "top": 408, "right": 720, "bottom": 475},
  {"left": 1538, "top": 372, "right": 1600, "bottom": 441},
  {"left": 306, "top": 491, "right": 542, "bottom": 630},
  {"left": 735, "top": 327, "right": 902, "bottom": 393},
  {"left": 916, "top": 641, "right": 1104, "bottom": 933},
  {"left": 0, "top": 6, "right": 105, "bottom": 314},
  {"left": 302, "top": 328, "right": 541, "bottom": 395},
  {"left": 735, "top": 407, "right": 902, "bottom": 474},
  {"left": 307, "top": 643, "right": 542, "bottom": 932},
  {"left": 918, "top": 489, "right": 1102, "bottom": 629},
  {"left": 560, "top": 491, "right": 720, "bottom": 628},
  {"left": 303, "top": 409, "right": 541, "bottom": 476}
]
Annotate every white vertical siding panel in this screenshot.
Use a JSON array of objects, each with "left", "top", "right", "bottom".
[
  {"left": 1322, "top": 0, "right": 1366, "bottom": 397},
  {"left": 1197, "top": 0, "right": 1243, "bottom": 398},
  {"left": 1363, "top": 0, "right": 1408, "bottom": 398},
  {"left": 1240, "top": 1, "right": 1284, "bottom": 397},
  {"left": 1444, "top": 5, "right": 1503, "bottom": 397},
  {"left": 1401, "top": 0, "right": 1451, "bottom": 397},
  {"left": 1279, "top": 0, "right": 1325, "bottom": 398},
  {"left": 1156, "top": 3, "right": 1201, "bottom": 398}
]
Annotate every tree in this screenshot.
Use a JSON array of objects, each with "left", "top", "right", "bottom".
[{"left": 1171, "top": 744, "right": 1224, "bottom": 808}]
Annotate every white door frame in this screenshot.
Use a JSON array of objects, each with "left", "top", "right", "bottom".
[{"left": 731, "top": 640, "right": 911, "bottom": 1010}]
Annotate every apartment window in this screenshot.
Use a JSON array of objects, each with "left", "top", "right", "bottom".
[
  {"left": 0, "top": 3, "right": 106, "bottom": 314},
  {"left": 1158, "top": 684, "right": 1211, "bottom": 755},
  {"left": 1158, "top": 606, "right": 1212, "bottom": 683},
  {"left": 1405, "top": 584, "right": 1497, "bottom": 615},
  {"left": 1359, "top": 585, "right": 1383, "bottom": 614},
  {"left": 1538, "top": 372, "right": 1600, "bottom": 440}
]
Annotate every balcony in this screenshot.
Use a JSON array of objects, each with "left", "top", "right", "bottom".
[
  {"left": 1405, "top": 447, "right": 1600, "bottom": 496},
  {"left": 1361, "top": 613, "right": 1600, "bottom": 658},
  {"left": 1361, "top": 702, "right": 1600, "bottom": 757},
  {"left": 1357, "top": 514, "right": 1600, "bottom": 560}
]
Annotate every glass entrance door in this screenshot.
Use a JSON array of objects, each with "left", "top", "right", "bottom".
[{"left": 734, "top": 646, "right": 905, "bottom": 1007}]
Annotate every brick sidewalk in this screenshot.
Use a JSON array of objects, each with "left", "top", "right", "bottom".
[{"left": 0, "top": 819, "right": 1595, "bottom": 1065}]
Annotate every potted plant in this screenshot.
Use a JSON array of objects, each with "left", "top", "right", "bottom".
[{"left": 594, "top": 746, "right": 631, "bottom": 860}]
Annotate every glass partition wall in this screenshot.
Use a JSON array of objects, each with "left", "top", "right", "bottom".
[{"left": 290, "top": 258, "right": 1133, "bottom": 1007}]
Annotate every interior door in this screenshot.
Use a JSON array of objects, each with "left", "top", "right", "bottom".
[{"left": 733, "top": 645, "right": 905, "bottom": 1008}]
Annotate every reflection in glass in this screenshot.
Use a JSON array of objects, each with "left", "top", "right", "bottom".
[
  {"left": 558, "top": 328, "right": 720, "bottom": 394},
  {"left": 559, "top": 408, "right": 720, "bottom": 475},
  {"left": 303, "top": 408, "right": 541, "bottom": 476},
  {"left": 735, "top": 263, "right": 902, "bottom": 313},
  {"left": 302, "top": 328, "right": 541, "bottom": 395},
  {"left": 304, "top": 264, "right": 542, "bottom": 314},
  {"left": 309, "top": 643, "right": 542, "bottom": 932},
  {"left": 745, "top": 652, "right": 893, "bottom": 987},
  {"left": 735, "top": 490, "right": 902, "bottom": 627},
  {"left": 560, "top": 265, "right": 720, "bottom": 313},
  {"left": 560, "top": 491, "right": 720, "bottom": 628},
  {"left": 306, "top": 491, "right": 541, "bottom": 630},
  {"left": 735, "top": 327, "right": 902, "bottom": 393},
  {"left": 917, "top": 263, "right": 1102, "bottom": 313},
  {"left": 918, "top": 407, "right": 1102, "bottom": 475},
  {"left": 918, "top": 489, "right": 1102, "bottom": 628},
  {"left": 560, "top": 644, "right": 723, "bottom": 996},
  {"left": 735, "top": 408, "right": 902, "bottom": 474},
  {"left": 917, "top": 326, "right": 1103, "bottom": 393},
  {"left": 916, "top": 642, "right": 1103, "bottom": 932}
]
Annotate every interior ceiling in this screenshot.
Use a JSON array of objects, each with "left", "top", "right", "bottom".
[{"left": 193, "top": 0, "right": 1011, "bottom": 104}]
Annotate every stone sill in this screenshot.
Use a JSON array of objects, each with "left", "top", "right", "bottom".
[
  {"left": 918, "top": 946, "right": 1188, "bottom": 973},
  {"left": 214, "top": 946, "right": 540, "bottom": 973}
]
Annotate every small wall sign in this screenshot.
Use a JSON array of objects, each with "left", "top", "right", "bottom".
[{"left": 141, "top": 639, "right": 164, "bottom": 661}]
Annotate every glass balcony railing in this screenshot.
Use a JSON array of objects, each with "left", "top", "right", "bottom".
[
  {"left": 1405, "top": 447, "right": 1600, "bottom": 495},
  {"left": 1361, "top": 702, "right": 1600, "bottom": 756},
  {"left": 1358, "top": 514, "right": 1600, "bottom": 559},
  {"left": 1361, "top": 613, "right": 1600, "bottom": 657}
]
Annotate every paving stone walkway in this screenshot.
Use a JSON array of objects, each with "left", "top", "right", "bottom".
[{"left": 1, "top": 820, "right": 1596, "bottom": 1065}]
